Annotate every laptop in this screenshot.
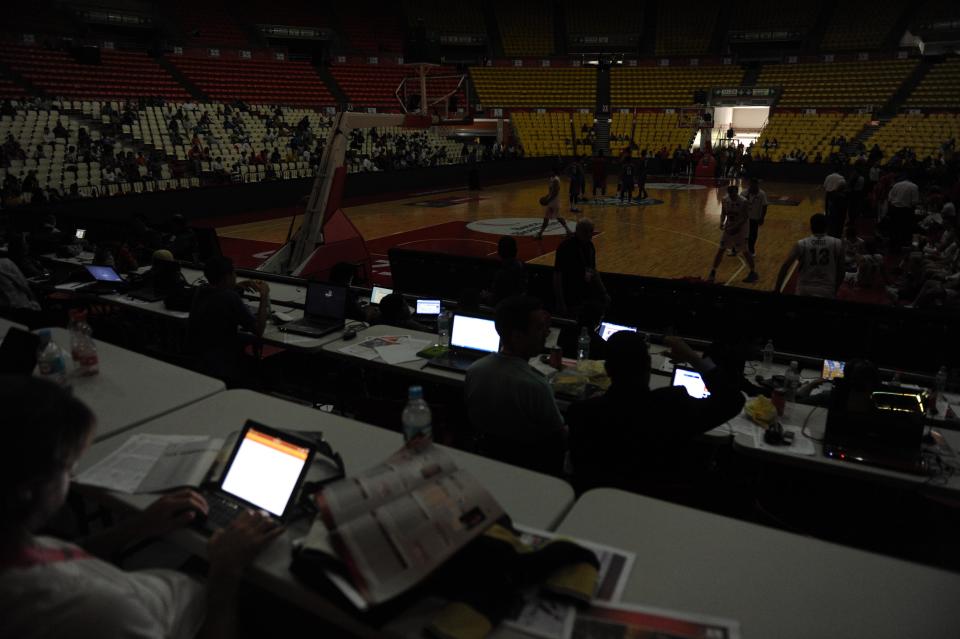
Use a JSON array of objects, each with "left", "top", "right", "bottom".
[
  {"left": 199, "top": 420, "right": 315, "bottom": 532},
  {"left": 75, "top": 228, "right": 86, "bottom": 241},
  {"left": 426, "top": 313, "right": 500, "bottom": 372},
  {"left": 415, "top": 298, "right": 442, "bottom": 318},
  {"left": 671, "top": 365, "right": 711, "bottom": 399},
  {"left": 821, "top": 359, "right": 846, "bottom": 380},
  {"left": 0, "top": 327, "right": 40, "bottom": 375},
  {"left": 77, "top": 265, "right": 128, "bottom": 294},
  {"left": 598, "top": 321, "right": 637, "bottom": 341},
  {"left": 823, "top": 384, "right": 928, "bottom": 475},
  {"left": 370, "top": 285, "right": 392, "bottom": 305},
  {"left": 278, "top": 282, "right": 347, "bottom": 338}
]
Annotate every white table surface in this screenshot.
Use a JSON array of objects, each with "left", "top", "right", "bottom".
[
  {"left": 43, "top": 327, "right": 225, "bottom": 442},
  {"left": 557, "top": 488, "right": 960, "bottom": 639},
  {"left": 78, "top": 390, "right": 574, "bottom": 625},
  {"left": 719, "top": 401, "right": 960, "bottom": 496}
]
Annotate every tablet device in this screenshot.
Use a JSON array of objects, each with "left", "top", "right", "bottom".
[
  {"left": 821, "top": 359, "right": 845, "bottom": 380},
  {"left": 370, "top": 285, "right": 392, "bottom": 305},
  {"left": 598, "top": 321, "right": 637, "bottom": 341},
  {"left": 671, "top": 365, "right": 711, "bottom": 399}
]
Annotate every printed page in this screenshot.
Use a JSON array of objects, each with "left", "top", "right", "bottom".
[
  {"left": 138, "top": 438, "right": 224, "bottom": 493},
  {"left": 76, "top": 435, "right": 216, "bottom": 493},
  {"left": 331, "top": 467, "right": 503, "bottom": 604}
]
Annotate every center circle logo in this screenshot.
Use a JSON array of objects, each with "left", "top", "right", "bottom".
[{"left": 467, "top": 218, "right": 569, "bottom": 236}]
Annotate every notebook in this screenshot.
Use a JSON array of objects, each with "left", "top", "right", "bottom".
[
  {"left": 199, "top": 420, "right": 315, "bottom": 532},
  {"left": 671, "top": 365, "right": 711, "bottom": 399},
  {"left": 278, "top": 282, "right": 347, "bottom": 338},
  {"left": 426, "top": 313, "right": 500, "bottom": 372},
  {"left": 598, "top": 321, "right": 637, "bottom": 341}
]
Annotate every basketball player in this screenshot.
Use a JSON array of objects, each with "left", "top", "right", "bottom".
[
  {"left": 708, "top": 185, "right": 758, "bottom": 284},
  {"left": 536, "top": 165, "right": 572, "bottom": 241},
  {"left": 774, "top": 213, "right": 844, "bottom": 298},
  {"left": 619, "top": 157, "right": 635, "bottom": 203}
]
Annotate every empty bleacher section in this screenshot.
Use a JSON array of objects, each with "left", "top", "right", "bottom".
[
  {"left": 756, "top": 59, "right": 917, "bottom": 108},
  {"left": 332, "top": 64, "right": 462, "bottom": 111},
  {"left": 512, "top": 112, "right": 582, "bottom": 157},
  {"left": 562, "top": 0, "right": 643, "bottom": 39},
  {"left": 820, "top": 0, "right": 905, "bottom": 51},
  {"left": 494, "top": 0, "right": 555, "bottom": 57},
  {"left": 336, "top": 1, "right": 404, "bottom": 54},
  {"left": 167, "top": 54, "right": 334, "bottom": 107},
  {"left": 728, "top": 0, "right": 821, "bottom": 32},
  {"left": 402, "top": 1, "right": 486, "bottom": 39},
  {"left": 610, "top": 65, "right": 744, "bottom": 108},
  {"left": 753, "top": 112, "right": 870, "bottom": 162},
  {"left": 0, "top": 44, "right": 190, "bottom": 101},
  {"left": 0, "top": 76, "right": 24, "bottom": 100},
  {"left": 470, "top": 67, "right": 596, "bottom": 108},
  {"left": 905, "top": 57, "right": 960, "bottom": 108},
  {"left": 868, "top": 113, "right": 960, "bottom": 160},
  {"left": 655, "top": 0, "right": 721, "bottom": 56},
  {"left": 169, "top": 0, "right": 250, "bottom": 48},
  {"left": 609, "top": 112, "right": 696, "bottom": 158}
]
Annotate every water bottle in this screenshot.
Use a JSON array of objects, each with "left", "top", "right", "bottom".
[
  {"left": 577, "top": 327, "right": 591, "bottom": 361},
  {"left": 784, "top": 361, "right": 800, "bottom": 402},
  {"left": 437, "top": 309, "right": 451, "bottom": 347},
  {"left": 36, "top": 330, "right": 67, "bottom": 386},
  {"left": 401, "top": 385, "right": 433, "bottom": 442},
  {"left": 68, "top": 309, "right": 99, "bottom": 376},
  {"left": 935, "top": 366, "right": 948, "bottom": 396},
  {"left": 762, "top": 339, "right": 775, "bottom": 373}
]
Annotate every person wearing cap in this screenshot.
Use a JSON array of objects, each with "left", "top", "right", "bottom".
[{"left": 567, "top": 332, "right": 744, "bottom": 494}]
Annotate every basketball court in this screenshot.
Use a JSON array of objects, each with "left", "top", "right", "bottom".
[{"left": 212, "top": 175, "right": 825, "bottom": 289}]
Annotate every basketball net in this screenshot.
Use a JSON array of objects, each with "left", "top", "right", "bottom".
[
  {"left": 677, "top": 107, "right": 702, "bottom": 130},
  {"left": 396, "top": 64, "right": 468, "bottom": 121}
]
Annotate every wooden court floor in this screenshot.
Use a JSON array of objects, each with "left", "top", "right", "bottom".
[{"left": 217, "top": 176, "right": 826, "bottom": 290}]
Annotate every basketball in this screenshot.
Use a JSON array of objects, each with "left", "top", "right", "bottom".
[{"left": 539, "top": 196, "right": 550, "bottom": 206}]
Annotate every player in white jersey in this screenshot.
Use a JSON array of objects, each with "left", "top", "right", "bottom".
[
  {"left": 775, "top": 213, "right": 845, "bottom": 298},
  {"left": 536, "top": 165, "right": 572, "bottom": 240},
  {"left": 708, "top": 185, "right": 759, "bottom": 284}
]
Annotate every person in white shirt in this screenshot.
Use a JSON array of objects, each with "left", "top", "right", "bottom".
[
  {"left": 775, "top": 213, "right": 845, "bottom": 298},
  {"left": 822, "top": 170, "right": 846, "bottom": 223},
  {"left": 744, "top": 177, "right": 768, "bottom": 256},
  {"left": 708, "top": 185, "right": 758, "bottom": 283},
  {"left": 887, "top": 175, "right": 920, "bottom": 251},
  {"left": 535, "top": 165, "right": 572, "bottom": 241},
  {"left": 0, "top": 377, "right": 283, "bottom": 639}
]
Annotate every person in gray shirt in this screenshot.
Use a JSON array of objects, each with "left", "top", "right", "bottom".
[{"left": 464, "top": 296, "right": 565, "bottom": 475}]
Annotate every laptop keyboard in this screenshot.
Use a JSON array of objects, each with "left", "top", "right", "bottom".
[{"left": 204, "top": 492, "right": 245, "bottom": 530}]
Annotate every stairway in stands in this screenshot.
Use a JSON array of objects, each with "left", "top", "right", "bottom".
[
  {"left": 315, "top": 65, "right": 349, "bottom": 110},
  {"left": 849, "top": 119, "right": 884, "bottom": 155},
  {"left": 593, "top": 118, "right": 610, "bottom": 156},
  {"left": 154, "top": 55, "right": 209, "bottom": 102},
  {"left": 879, "top": 57, "right": 937, "bottom": 117},
  {"left": 482, "top": 1, "right": 505, "bottom": 58}
]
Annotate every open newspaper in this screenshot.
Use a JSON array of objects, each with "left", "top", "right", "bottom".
[{"left": 301, "top": 440, "right": 504, "bottom": 606}]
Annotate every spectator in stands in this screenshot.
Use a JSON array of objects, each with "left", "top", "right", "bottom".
[
  {"left": 554, "top": 218, "right": 607, "bottom": 316},
  {"left": 708, "top": 186, "right": 758, "bottom": 284},
  {"left": 374, "top": 293, "right": 429, "bottom": 331},
  {"left": 774, "top": 213, "right": 844, "bottom": 298},
  {"left": 745, "top": 178, "right": 768, "bottom": 257},
  {"left": 0, "top": 376, "right": 283, "bottom": 639},
  {"left": 189, "top": 256, "right": 270, "bottom": 386},
  {"left": 52, "top": 121, "right": 67, "bottom": 140},
  {"left": 837, "top": 253, "right": 891, "bottom": 306},
  {"left": 567, "top": 331, "right": 744, "bottom": 494},
  {"left": 486, "top": 236, "right": 527, "bottom": 305},
  {"left": 41, "top": 127, "right": 54, "bottom": 145},
  {"left": 464, "top": 296, "right": 565, "bottom": 475},
  {"left": 887, "top": 173, "right": 920, "bottom": 252}
]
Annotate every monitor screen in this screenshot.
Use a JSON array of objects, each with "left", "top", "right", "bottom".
[
  {"left": 822, "top": 359, "right": 846, "bottom": 380},
  {"left": 598, "top": 321, "right": 637, "bottom": 341},
  {"left": 416, "top": 299, "right": 441, "bottom": 315},
  {"left": 84, "top": 265, "right": 123, "bottom": 282},
  {"left": 450, "top": 314, "right": 500, "bottom": 353},
  {"left": 305, "top": 283, "right": 346, "bottom": 320},
  {"left": 370, "top": 286, "right": 393, "bottom": 305},
  {"left": 75, "top": 228, "right": 86, "bottom": 240},
  {"left": 671, "top": 366, "right": 711, "bottom": 399},
  {"left": 220, "top": 426, "right": 311, "bottom": 517}
]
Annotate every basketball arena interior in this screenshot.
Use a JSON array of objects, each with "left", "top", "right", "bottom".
[{"left": 2, "top": 2, "right": 960, "bottom": 637}]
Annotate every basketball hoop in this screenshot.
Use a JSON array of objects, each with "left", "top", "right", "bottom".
[{"left": 396, "top": 62, "right": 467, "bottom": 120}]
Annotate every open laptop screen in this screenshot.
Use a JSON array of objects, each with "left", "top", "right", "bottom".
[
  {"left": 450, "top": 314, "right": 500, "bottom": 354},
  {"left": 370, "top": 286, "right": 392, "bottom": 305},
  {"left": 416, "top": 299, "right": 441, "bottom": 315},
  {"left": 85, "top": 265, "right": 123, "bottom": 282},
  {"left": 822, "top": 359, "right": 846, "bottom": 380},
  {"left": 671, "top": 366, "right": 711, "bottom": 399},
  {"left": 220, "top": 425, "right": 312, "bottom": 517},
  {"left": 598, "top": 321, "right": 637, "bottom": 341},
  {"left": 305, "top": 283, "right": 346, "bottom": 320}
]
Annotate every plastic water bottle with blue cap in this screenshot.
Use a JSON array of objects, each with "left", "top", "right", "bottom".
[{"left": 402, "top": 385, "right": 433, "bottom": 442}]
